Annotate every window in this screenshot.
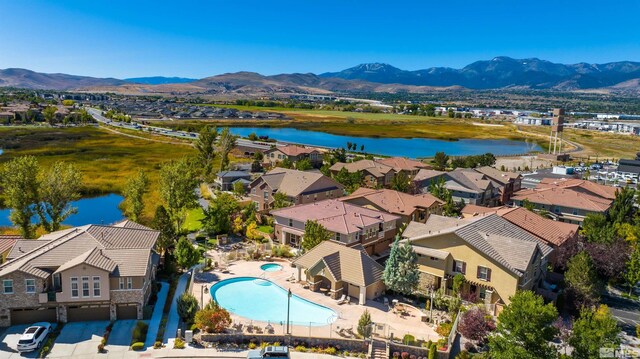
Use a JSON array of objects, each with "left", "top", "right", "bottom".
[
  {"left": 82, "top": 277, "right": 90, "bottom": 297},
  {"left": 251, "top": 188, "right": 256, "bottom": 195},
  {"left": 288, "top": 219, "right": 293, "bottom": 227},
  {"left": 335, "top": 233, "right": 341, "bottom": 242},
  {"left": 93, "top": 276, "right": 101, "bottom": 297},
  {"left": 2, "top": 279, "right": 13, "bottom": 294},
  {"left": 263, "top": 191, "right": 268, "bottom": 200},
  {"left": 127, "top": 277, "right": 133, "bottom": 290},
  {"left": 25, "top": 279, "right": 36, "bottom": 293},
  {"left": 119, "top": 278, "right": 124, "bottom": 290},
  {"left": 477, "top": 266, "right": 491, "bottom": 281},
  {"left": 70, "top": 277, "right": 79, "bottom": 297},
  {"left": 453, "top": 260, "right": 466, "bottom": 274}
]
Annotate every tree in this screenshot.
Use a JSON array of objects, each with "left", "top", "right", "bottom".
[
  {"left": 201, "top": 192, "right": 239, "bottom": 234},
  {"left": 565, "top": 251, "right": 602, "bottom": 308},
  {"left": 625, "top": 244, "right": 640, "bottom": 295},
  {"left": 334, "top": 167, "right": 362, "bottom": 193},
  {"left": 38, "top": 161, "right": 82, "bottom": 232},
  {"left": 272, "top": 192, "right": 292, "bottom": 209},
  {"left": 295, "top": 158, "right": 313, "bottom": 171},
  {"left": 217, "top": 127, "right": 237, "bottom": 171},
  {"left": 391, "top": 171, "right": 410, "bottom": 193},
  {"left": 123, "top": 169, "right": 148, "bottom": 222},
  {"left": 581, "top": 213, "right": 616, "bottom": 244},
  {"left": 429, "top": 177, "right": 459, "bottom": 217},
  {"left": 43, "top": 106, "right": 57, "bottom": 125},
  {"left": 488, "top": 291, "right": 558, "bottom": 359},
  {"left": 521, "top": 198, "right": 535, "bottom": 211},
  {"left": 177, "top": 292, "right": 199, "bottom": 323},
  {"left": 360, "top": 144, "right": 364, "bottom": 152},
  {"left": 245, "top": 222, "right": 264, "bottom": 242},
  {"left": 609, "top": 187, "right": 636, "bottom": 224},
  {"left": 586, "top": 237, "right": 629, "bottom": 281},
  {"left": 302, "top": 220, "right": 332, "bottom": 251},
  {"left": 232, "top": 216, "right": 244, "bottom": 234},
  {"left": 159, "top": 158, "right": 199, "bottom": 231},
  {"left": 0, "top": 156, "right": 40, "bottom": 238},
  {"left": 194, "top": 126, "right": 217, "bottom": 177},
  {"left": 152, "top": 205, "right": 176, "bottom": 255},
  {"left": 383, "top": 237, "right": 419, "bottom": 295},
  {"left": 232, "top": 181, "right": 245, "bottom": 197},
  {"left": 452, "top": 273, "right": 465, "bottom": 296},
  {"left": 357, "top": 309, "right": 372, "bottom": 339},
  {"left": 457, "top": 307, "right": 495, "bottom": 343},
  {"left": 194, "top": 306, "right": 232, "bottom": 333},
  {"left": 248, "top": 132, "right": 258, "bottom": 141},
  {"left": 433, "top": 152, "right": 449, "bottom": 170},
  {"left": 174, "top": 237, "right": 200, "bottom": 270},
  {"left": 569, "top": 305, "right": 620, "bottom": 359},
  {"left": 278, "top": 157, "right": 293, "bottom": 169}
]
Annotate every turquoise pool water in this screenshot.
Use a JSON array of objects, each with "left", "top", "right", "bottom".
[
  {"left": 210, "top": 277, "right": 337, "bottom": 326},
  {"left": 260, "top": 263, "right": 283, "bottom": 272}
]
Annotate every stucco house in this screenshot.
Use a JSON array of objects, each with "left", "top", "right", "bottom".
[
  {"left": 292, "top": 241, "right": 385, "bottom": 305},
  {"left": 0, "top": 220, "right": 159, "bottom": 327},
  {"left": 263, "top": 145, "right": 323, "bottom": 168},
  {"left": 401, "top": 214, "right": 552, "bottom": 314},
  {"left": 329, "top": 160, "right": 396, "bottom": 188},
  {"left": 375, "top": 157, "right": 431, "bottom": 179}
]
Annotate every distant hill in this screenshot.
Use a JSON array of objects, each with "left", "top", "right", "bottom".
[
  {"left": 124, "top": 76, "right": 197, "bottom": 85},
  {"left": 321, "top": 57, "right": 640, "bottom": 90},
  {"left": 0, "top": 68, "right": 126, "bottom": 90}
]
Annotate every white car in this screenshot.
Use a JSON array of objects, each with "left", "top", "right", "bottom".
[{"left": 17, "top": 322, "right": 51, "bottom": 352}]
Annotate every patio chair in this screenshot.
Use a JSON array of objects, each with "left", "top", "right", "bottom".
[
  {"left": 336, "top": 294, "right": 347, "bottom": 304},
  {"left": 383, "top": 297, "right": 389, "bottom": 307}
]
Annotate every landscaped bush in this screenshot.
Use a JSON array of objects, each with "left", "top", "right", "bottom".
[
  {"left": 97, "top": 343, "right": 105, "bottom": 353},
  {"left": 403, "top": 334, "right": 416, "bottom": 345},
  {"left": 436, "top": 321, "right": 453, "bottom": 337},
  {"left": 131, "top": 321, "right": 148, "bottom": 345},
  {"left": 130, "top": 342, "right": 145, "bottom": 351},
  {"left": 153, "top": 341, "right": 163, "bottom": 349},
  {"left": 249, "top": 342, "right": 258, "bottom": 349},
  {"left": 271, "top": 245, "right": 294, "bottom": 258},
  {"left": 294, "top": 345, "right": 307, "bottom": 352},
  {"left": 174, "top": 338, "right": 185, "bottom": 349},
  {"left": 324, "top": 347, "right": 337, "bottom": 355},
  {"left": 194, "top": 306, "right": 232, "bottom": 333}
]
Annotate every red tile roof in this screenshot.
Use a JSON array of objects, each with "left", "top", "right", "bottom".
[
  {"left": 498, "top": 207, "right": 578, "bottom": 247},
  {"left": 341, "top": 188, "right": 442, "bottom": 216}
]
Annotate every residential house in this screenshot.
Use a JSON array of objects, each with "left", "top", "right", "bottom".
[
  {"left": 0, "top": 220, "right": 159, "bottom": 327},
  {"left": 339, "top": 188, "right": 443, "bottom": 226},
  {"left": 376, "top": 157, "right": 431, "bottom": 179},
  {"left": 330, "top": 160, "right": 395, "bottom": 188},
  {"left": 248, "top": 168, "right": 344, "bottom": 211},
  {"left": 414, "top": 168, "right": 498, "bottom": 206},
  {"left": 402, "top": 214, "right": 552, "bottom": 313},
  {"left": 510, "top": 178, "right": 615, "bottom": 224},
  {"left": 0, "top": 235, "right": 21, "bottom": 265},
  {"left": 263, "top": 145, "right": 323, "bottom": 168},
  {"left": 271, "top": 199, "right": 399, "bottom": 255},
  {"left": 475, "top": 166, "right": 522, "bottom": 204},
  {"left": 214, "top": 171, "right": 252, "bottom": 191},
  {"left": 292, "top": 241, "right": 385, "bottom": 304}
]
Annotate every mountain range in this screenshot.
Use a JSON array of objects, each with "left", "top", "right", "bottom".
[{"left": 1, "top": 57, "right": 639, "bottom": 94}]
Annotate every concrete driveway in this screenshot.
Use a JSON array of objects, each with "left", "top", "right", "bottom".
[
  {"left": 0, "top": 325, "right": 40, "bottom": 359},
  {"left": 47, "top": 321, "right": 109, "bottom": 358},
  {"left": 106, "top": 320, "right": 137, "bottom": 353}
]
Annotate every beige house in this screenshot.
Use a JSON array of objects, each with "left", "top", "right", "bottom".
[
  {"left": 376, "top": 157, "right": 431, "bottom": 179},
  {"left": 330, "top": 160, "right": 396, "bottom": 188},
  {"left": 0, "top": 220, "right": 159, "bottom": 327},
  {"left": 263, "top": 145, "right": 323, "bottom": 168},
  {"left": 402, "top": 214, "right": 552, "bottom": 313},
  {"left": 292, "top": 241, "right": 385, "bottom": 305}
]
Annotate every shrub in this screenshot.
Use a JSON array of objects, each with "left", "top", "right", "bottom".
[
  {"left": 401, "top": 352, "right": 409, "bottom": 359},
  {"left": 294, "top": 345, "right": 307, "bottom": 352},
  {"left": 393, "top": 352, "right": 400, "bottom": 358},
  {"left": 174, "top": 337, "right": 185, "bottom": 349},
  {"left": 153, "top": 341, "right": 163, "bottom": 349},
  {"left": 194, "top": 306, "right": 232, "bottom": 333},
  {"left": 249, "top": 342, "right": 258, "bottom": 349},
  {"left": 131, "top": 321, "right": 148, "bottom": 345},
  {"left": 324, "top": 347, "right": 337, "bottom": 355},
  {"left": 130, "top": 342, "right": 145, "bottom": 351},
  {"left": 436, "top": 321, "right": 453, "bottom": 337},
  {"left": 403, "top": 334, "right": 416, "bottom": 345},
  {"left": 428, "top": 345, "right": 437, "bottom": 359},
  {"left": 42, "top": 346, "right": 50, "bottom": 355},
  {"left": 97, "top": 343, "right": 105, "bottom": 353},
  {"left": 177, "top": 292, "right": 199, "bottom": 323}
]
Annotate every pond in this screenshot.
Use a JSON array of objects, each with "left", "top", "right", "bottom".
[
  {"left": 0, "top": 193, "right": 125, "bottom": 228},
  {"left": 229, "top": 127, "right": 540, "bottom": 157}
]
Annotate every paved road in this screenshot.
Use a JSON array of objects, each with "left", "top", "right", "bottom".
[{"left": 602, "top": 293, "right": 640, "bottom": 334}]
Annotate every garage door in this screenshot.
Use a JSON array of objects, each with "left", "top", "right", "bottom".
[
  {"left": 11, "top": 307, "right": 57, "bottom": 325},
  {"left": 67, "top": 304, "right": 110, "bottom": 322},
  {"left": 116, "top": 304, "right": 138, "bottom": 320}
]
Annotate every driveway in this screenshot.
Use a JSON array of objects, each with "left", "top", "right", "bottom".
[
  {"left": 47, "top": 321, "right": 109, "bottom": 358},
  {"left": 106, "top": 320, "right": 137, "bottom": 353},
  {"left": 0, "top": 325, "right": 39, "bottom": 359}
]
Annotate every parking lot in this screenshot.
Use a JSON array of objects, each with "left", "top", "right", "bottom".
[{"left": 47, "top": 321, "right": 109, "bottom": 358}]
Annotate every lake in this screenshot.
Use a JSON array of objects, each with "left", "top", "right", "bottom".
[
  {"left": 228, "top": 127, "right": 540, "bottom": 157},
  {"left": 0, "top": 193, "right": 125, "bottom": 228}
]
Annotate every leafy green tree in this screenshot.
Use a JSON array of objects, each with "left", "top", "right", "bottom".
[
  {"left": 625, "top": 245, "right": 640, "bottom": 295},
  {"left": 272, "top": 192, "right": 292, "bottom": 209},
  {"left": 174, "top": 237, "right": 200, "bottom": 270},
  {"left": 334, "top": 167, "right": 362, "bottom": 193},
  {"left": 295, "top": 158, "right": 313, "bottom": 171},
  {"left": 232, "top": 181, "right": 245, "bottom": 197},
  {"left": 177, "top": 292, "right": 199, "bottom": 323},
  {"left": 580, "top": 213, "right": 616, "bottom": 243},
  {"left": 152, "top": 205, "right": 176, "bottom": 255},
  {"left": 521, "top": 198, "right": 535, "bottom": 211},
  {"left": 194, "top": 126, "right": 217, "bottom": 177},
  {"left": 0, "top": 156, "right": 40, "bottom": 238},
  {"left": 159, "top": 158, "right": 199, "bottom": 231},
  {"left": 38, "top": 161, "right": 82, "bottom": 232},
  {"left": 383, "top": 237, "right": 419, "bottom": 295},
  {"left": 201, "top": 192, "right": 239, "bottom": 234},
  {"left": 565, "top": 251, "right": 601, "bottom": 308},
  {"left": 247, "top": 132, "right": 258, "bottom": 141},
  {"left": 279, "top": 157, "right": 293, "bottom": 169},
  {"left": 357, "top": 309, "right": 373, "bottom": 339},
  {"left": 123, "top": 169, "right": 149, "bottom": 222},
  {"left": 302, "top": 220, "right": 332, "bottom": 251},
  {"left": 391, "top": 171, "right": 410, "bottom": 193},
  {"left": 609, "top": 187, "right": 636, "bottom": 224},
  {"left": 217, "top": 127, "right": 237, "bottom": 171},
  {"left": 488, "top": 291, "right": 558, "bottom": 359},
  {"left": 569, "top": 305, "right": 620, "bottom": 359},
  {"left": 452, "top": 273, "right": 465, "bottom": 296},
  {"left": 43, "top": 106, "right": 57, "bottom": 125},
  {"left": 433, "top": 152, "right": 449, "bottom": 170}
]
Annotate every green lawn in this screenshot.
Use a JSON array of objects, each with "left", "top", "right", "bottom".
[
  {"left": 182, "top": 207, "right": 205, "bottom": 232},
  {"left": 257, "top": 225, "right": 274, "bottom": 234}
]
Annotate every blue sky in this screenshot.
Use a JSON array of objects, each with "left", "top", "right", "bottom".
[{"left": 1, "top": 0, "right": 638, "bottom": 78}]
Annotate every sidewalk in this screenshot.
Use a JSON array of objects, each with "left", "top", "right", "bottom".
[
  {"left": 163, "top": 271, "right": 191, "bottom": 344},
  {"left": 145, "top": 281, "right": 169, "bottom": 348}
]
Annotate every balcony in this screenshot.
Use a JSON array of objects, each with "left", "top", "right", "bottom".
[{"left": 38, "top": 291, "right": 58, "bottom": 304}]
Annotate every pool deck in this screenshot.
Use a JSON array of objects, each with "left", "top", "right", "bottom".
[{"left": 190, "top": 259, "right": 441, "bottom": 342}]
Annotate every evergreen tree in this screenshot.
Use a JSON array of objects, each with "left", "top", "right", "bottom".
[
  {"left": 433, "top": 152, "right": 449, "bottom": 170},
  {"left": 174, "top": 237, "right": 200, "bottom": 270},
  {"left": 177, "top": 292, "right": 199, "bottom": 322},
  {"left": 383, "top": 237, "right": 419, "bottom": 295},
  {"left": 391, "top": 171, "right": 410, "bottom": 193},
  {"left": 357, "top": 309, "right": 373, "bottom": 338}
]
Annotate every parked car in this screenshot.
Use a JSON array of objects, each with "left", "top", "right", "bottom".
[
  {"left": 17, "top": 322, "right": 51, "bottom": 352},
  {"left": 247, "top": 346, "right": 290, "bottom": 359}
]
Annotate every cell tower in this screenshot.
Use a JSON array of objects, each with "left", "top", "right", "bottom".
[{"left": 549, "top": 108, "right": 564, "bottom": 154}]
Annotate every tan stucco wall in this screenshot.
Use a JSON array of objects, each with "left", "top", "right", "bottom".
[
  {"left": 57, "top": 265, "right": 111, "bottom": 302},
  {"left": 365, "top": 281, "right": 386, "bottom": 300},
  {"left": 109, "top": 276, "right": 145, "bottom": 290}
]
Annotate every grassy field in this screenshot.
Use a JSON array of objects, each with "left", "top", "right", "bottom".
[
  {"left": 0, "top": 126, "right": 201, "bottom": 224},
  {"left": 182, "top": 207, "right": 205, "bottom": 232}
]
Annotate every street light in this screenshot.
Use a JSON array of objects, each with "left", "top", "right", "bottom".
[
  {"left": 286, "top": 288, "right": 292, "bottom": 335},
  {"left": 201, "top": 284, "right": 209, "bottom": 309}
]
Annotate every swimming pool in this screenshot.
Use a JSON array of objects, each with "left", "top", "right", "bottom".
[
  {"left": 210, "top": 277, "right": 337, "bottom": 326},
  {"left": 260, "top": 263, "right": 283, "bottom": 272}
]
